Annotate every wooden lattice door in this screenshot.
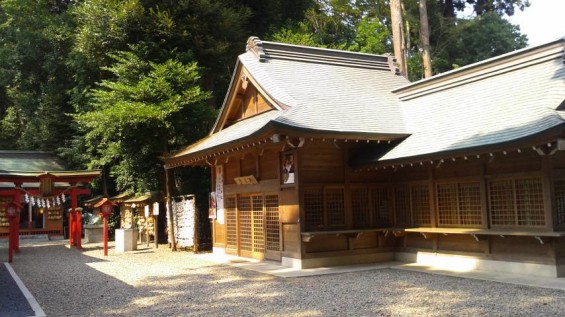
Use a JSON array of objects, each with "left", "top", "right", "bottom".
[
  {"left": 225, "top": 196, "right": 238, "bottom": 253},
  {"left": 265, "top": 194, "right": 281, "bottom": 261},
  {"left": 234, "top": 193, "right": 280, "bottom": 260}
]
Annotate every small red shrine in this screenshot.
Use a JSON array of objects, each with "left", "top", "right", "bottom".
[{"left": 0, "top": 151, "right": 100, "bottom": 256}]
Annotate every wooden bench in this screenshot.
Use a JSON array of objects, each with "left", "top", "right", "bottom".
[
  {"left": 301, "top": 228, "right": 391, "bottom": 242},
  {"left": 301, "top": 227, "right": 565, "bottom": 244},
  {"left": 402, "top": 227, "right": 565, "bottom": 244}
]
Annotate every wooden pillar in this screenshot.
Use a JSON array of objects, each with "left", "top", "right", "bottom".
[
  {"left": 103, "top": 214, "right": 109, "bottom": 256},
  {"left": 8, "top": 215, "right": 15, "bottom": 263},
  {"left": 154, "top": 215, "right": 158, "bottom": 248},
  {"left": 70, "top": 186, "right": 81, "bottom": 249},
  {"left": 69, "top": 207, "right": 74, "bottom": 247},
  {"left": 542, "top": 155, "right": 554, "bottom": 230},
  {"left": 76, "top": 208, "right": 82, "bottom": 249},
  {"left": 13, "top": 188, "right": 21, "bottom": 252},
  {"left": 164, "top": 167, "right": 177, "bottom": 251}
]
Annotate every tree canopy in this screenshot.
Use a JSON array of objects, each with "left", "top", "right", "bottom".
[
  {"left": 0, "top": 0, "right": 531, "bottom": 196},
  {"left": 74, "top": 51, "right": 215, "bottom": 193}
]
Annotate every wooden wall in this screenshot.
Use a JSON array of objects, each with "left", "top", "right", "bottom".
[
  {"left": 210, "top": 138, "right": 565, "bottom": 266},
  {"left": 211, "top": 144, "right": 301, "bottom": 259}
]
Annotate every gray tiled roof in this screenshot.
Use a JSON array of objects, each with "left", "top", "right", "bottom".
[
  {"left": 167, "top": 38, "right": 410, "bottom": 160},
  {"left": 378, "top": 40, "right": 565, "bottom": 163},
  {"left": 0, "top": 151, "right": 67, "bottom": 172},
  {"left": 171, "top": 110, "right": 281, "bottom": 158},
  {"left": 243, "top": 39, "right": 409, "bottom": 135},
  {"left": 167, "top": 38, "right": 565, "bottom": 166}
]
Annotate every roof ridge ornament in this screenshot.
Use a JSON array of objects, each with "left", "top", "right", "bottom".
[
  {"left": 246, "top": 36, "right": 268, "bottom": 62},
  {"left": 385, "top": 54, "right": 401, "bottom": 75}
]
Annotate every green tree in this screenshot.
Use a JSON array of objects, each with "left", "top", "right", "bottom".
[
  {"left": 74, "top": 51, "right": 216, "bottom": 193},
  {"left": 441, "top": 12, "right": 528, "bottom": 69},
  {"left": 439, "top": 0, "right": 530, "bottom": 18},
  {"left": 0, "top": 0, "right": 75, "bottom": 150}
]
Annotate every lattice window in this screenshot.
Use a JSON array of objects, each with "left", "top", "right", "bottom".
[
  {"left": 352, "top": 187, "right": 371, "bottom": 228},
  {"left": 372, "top": 187, "right": 391, "bottom": 227},
  {"left": 489, "top": 179, "right": 515, "bottom": 226},
  {"left": 411, "top": 185, "right": 430, "bottom": 226},
  {"left": 304, "top": 187, "right": 324, "bottom": 230},
  {"left": 326, "top": 188, "right": 345, "bottom": 227},
  {"left": 394, "top": 185, "right": 412, "bottom": 226},
  {"left": 265, "top": 195, "right": 280, "bottom": 252},
  {"left": 437, "top": 182, "right": 482, "bottom": 227},
  {"left": 225, "top": 196, "right": 237, "bottom": 250},
  {"left": 489, "top": 178, "right": 545, "bottom": 227},
  {"left": 458, "top": 183, "right": 482, "bottom": 226},
  {"left": 237, "top": 195, "right": 252, "bottom": 252},
  {"left": 252, "top": 195, "right": 265, "bottom": 253},
  {"left": 437, "top": 183, "right": 458, "bottom": 225},
  {"left": 555, "top": 180, "right": 565, "bottom": 226},
  {"left": 515, "top": 178, "right": 544, "bottom": 226}
]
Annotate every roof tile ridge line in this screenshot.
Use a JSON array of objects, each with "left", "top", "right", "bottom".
[
  {"left": 396, "top": 52, "right": 562, "bottom": 101},
  {"left": 264, "top": 49, "right": 390, "bottom": 66},
  {"left": 262, "top": 46, "right": 390, "bottom": 64},
  {"left": 260, "top": 39, "right": 391, "bottom": 60},
  {"left": 264, "top": 54, "right": 392, "bottom": 71},
  {"left": 246, "top": 36, "right": 267, "bottom": 62},
  {"left": 394, "top": 39, "right": 565, "bottom": 94}
]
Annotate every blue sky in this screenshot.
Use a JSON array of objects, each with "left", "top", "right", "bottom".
[{"left": 505, "top": 0, "right": 565, "bottom": 46}]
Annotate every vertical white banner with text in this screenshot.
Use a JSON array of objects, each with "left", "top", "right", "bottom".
[{"left": 215, "top": 165, "right": 225, "bottom": 224}]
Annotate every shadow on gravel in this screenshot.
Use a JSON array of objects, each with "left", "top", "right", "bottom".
[
  {"left": 106, "top": 265, "right": 565, "bottom": 317},
  {"left": 8, "top": 242, "right": 565, "bottom": 317},
  {"left": 8, "top": 242, "right": 138, "bottom": 316}
]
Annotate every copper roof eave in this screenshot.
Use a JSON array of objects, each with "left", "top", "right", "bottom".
[{"left": 353, "top": 124, "right": 565, "bottom": 169}]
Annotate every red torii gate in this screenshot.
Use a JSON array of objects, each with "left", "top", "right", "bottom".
[{"left": 0, "top": 170, "right": 100, "bottom": 259}]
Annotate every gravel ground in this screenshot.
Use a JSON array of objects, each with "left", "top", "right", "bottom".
[
  {"left": 0, "top": 263, "right": 35, "bottom": 317},
  {"left": 4, "top": 240, "right": 565, "bottom": 317}
]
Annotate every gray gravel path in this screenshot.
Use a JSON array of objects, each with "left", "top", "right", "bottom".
[{"left": 6, "top": 241, "right": 565, "bottom": 317}]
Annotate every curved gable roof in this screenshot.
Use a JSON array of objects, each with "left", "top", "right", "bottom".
[{"left": 165, "top": 37, "right": 410, "bottom": 165}]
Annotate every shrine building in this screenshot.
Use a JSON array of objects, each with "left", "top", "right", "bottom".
[
  {"left": 0, "top": 151, "right": 100, "bottom": 249},
  {"left": 162, "top": 37, "right": 565, "bottom": 277}
]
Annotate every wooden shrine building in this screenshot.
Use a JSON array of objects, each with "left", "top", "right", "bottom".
[
  {"left": 163, "top": 37, "right": 565, "bottom": 277},
  {"left": 0, "top": 151, "right": 100, "bottom": 250}
]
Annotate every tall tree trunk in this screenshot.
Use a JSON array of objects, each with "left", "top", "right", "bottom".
[
  {"left": 390, "top": 0, "right": 407, "bottom": 77},
  {"left": 419, "top": 0, "right": 433, "bottom": 78}
]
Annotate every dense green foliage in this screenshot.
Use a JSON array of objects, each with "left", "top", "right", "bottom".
[
  {"left": 270, "top": 0, "right": 529, "bottom": 80},
  {"left": 74, "top": 51, "right": 215, "bottom": 193},
  {"left": 0, "top": 0, "right": 529, "bottom": 196}
]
